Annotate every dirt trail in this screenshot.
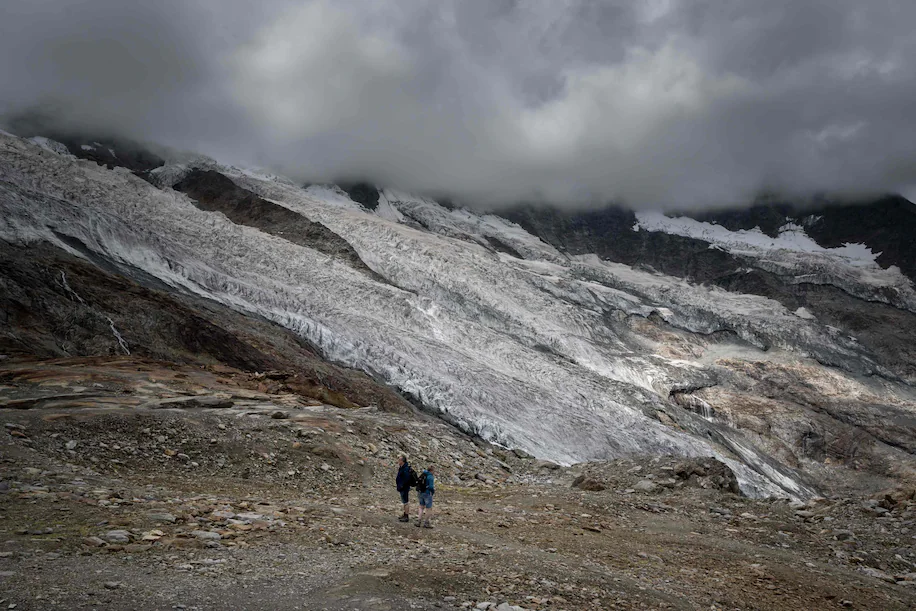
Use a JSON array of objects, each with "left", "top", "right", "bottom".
[{"left": 1, "top": 357, "right": 914, "bottom": 610}]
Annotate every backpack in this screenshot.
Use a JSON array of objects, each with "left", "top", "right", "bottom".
[
  {"left": 414, "top": 469, "right": 428, "bottom": 493},
  {"left": 408, "top": 467, "right": 422, "bottom": 490}
]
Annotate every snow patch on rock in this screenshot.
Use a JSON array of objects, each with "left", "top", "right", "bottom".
[
  {"left": 634, "top": 211, "right": 916, "bottom": 313},
  {"left": 633, "top": 211, "right": 879, "bottom": 265}
]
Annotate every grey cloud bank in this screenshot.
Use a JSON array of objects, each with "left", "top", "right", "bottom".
[{"left": 2, "top": 0, "right": 915, "bottom": 208}]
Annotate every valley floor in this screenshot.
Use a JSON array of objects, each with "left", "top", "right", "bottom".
[{"left": 1, "top": 357, "right": 914, "bottom": 610}]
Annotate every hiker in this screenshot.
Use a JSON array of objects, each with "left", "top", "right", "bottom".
[
  {"left": 416, "top": 465, "right": 435, "bottom": 528},
  {"left": 395, "top": 455, "right": 412, "bottom": 522}
]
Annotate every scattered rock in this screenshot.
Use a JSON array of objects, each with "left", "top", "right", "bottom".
[
  {"left": 124, "top": 544, "right": 152, "bottom": 553},
  {"left": 147, "top": 512, "right": 177, "bottom": 524},
  {"left": 833, "top": 529, "right": 855, "bottom": 541},
  {"left": 673, "top": 459, "right": 741, "bottom": 494},
  {"left": 103, "top": 530, "right": 131, "bottom": 543},
  {"left": 861, "top": 567, "right": 896, "bottom": 583},
  {"left": 572, "top": 477, "right": 606, "bottom": 492},
  {"left": 633, "top": 480, "right": 658, "bottom": 493}
]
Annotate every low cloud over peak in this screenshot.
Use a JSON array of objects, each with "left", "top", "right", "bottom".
[{"left": 2, "top": 1, "right": 915, "bottom": 208}]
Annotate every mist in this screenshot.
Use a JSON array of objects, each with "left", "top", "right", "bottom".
[{"left": 2, "top": 0, "right": 916, "bottom": 208}]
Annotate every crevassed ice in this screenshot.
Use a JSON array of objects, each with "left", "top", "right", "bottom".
[{"left": 1, "top": 131, "right": 902, "bottom": 499}]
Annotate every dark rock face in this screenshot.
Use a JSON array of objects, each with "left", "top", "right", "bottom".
[
  {"left": 803, "top": 196, "right": 916, "bottom": 282},
  {"left": 173, "top": 170, "right": 378, "bottom": 277},
  {"left": 337, "top": 182, "right": 380, "bottom": 210},
  {"left": 8, "top": 127, "right": 164, "bottom": 177},
  {"left": 503, "top": 195, "right": 916, "bottom": 284},
  {"left": 689, "top": 201, "right": 797, "bottom": 238},
  {"left": 1, "top": 112, "right": 165, "bottom": 175},
  {"left": 502, "top": 204, "right": 751, "bottom": 284},
  {"left": 684, "top": 195, "right": 916, "bottom": 282},
  {"left": 57, "top": 135, "right": 165, "bottom": 175},
  {"left": 791, "top": 283, "right": 916, "bottom": 381},
  {"left": 713, "top": 268, "right": 916, "bottom": 381},
  {"left": 483, "top": 236, "right": 524, "bottom": 259},
  {"left": 0, "top": 240, "right": 411, "bottom": 412}
]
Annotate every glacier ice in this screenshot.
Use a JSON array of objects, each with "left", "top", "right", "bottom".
[{"left": 3, "top": 131, "right": 912, "bottom": 499}]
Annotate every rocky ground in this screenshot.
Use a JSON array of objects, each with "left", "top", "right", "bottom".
[{"left": 1, "top": 356, "right": 915, "bottom": 610}]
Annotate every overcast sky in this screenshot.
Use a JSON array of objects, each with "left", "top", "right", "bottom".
[{"left": 2, "top": 0, "right": 915, "bottom": 208}]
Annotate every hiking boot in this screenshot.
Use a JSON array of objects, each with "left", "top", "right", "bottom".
[
  {"left": 398, "top": 514, "right": 409, "bottom": 522},
  {"left": 422, "top": 521, "right": 433, "bottom": 529}
]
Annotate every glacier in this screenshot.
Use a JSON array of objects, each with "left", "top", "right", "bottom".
[{"left": 2, "top": 131, "right": 914, "bottom": 499}]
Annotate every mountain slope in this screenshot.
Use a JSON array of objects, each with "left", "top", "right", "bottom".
[{"left": 2, "top": 131, "right": 915, "bottom": 499}]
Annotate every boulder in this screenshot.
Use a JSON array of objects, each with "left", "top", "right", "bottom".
[
  {"left": 673, "top": 458, "right": 741, "bottom": 494},
  {"left": 572, "top": 476, "right": 606, "bottom": 492},
  {"left": 103, "top": 530, "right": 131, "bottom": 543},
  {"left": 633, "top": 480, "right": 658, "bottom": 493}
]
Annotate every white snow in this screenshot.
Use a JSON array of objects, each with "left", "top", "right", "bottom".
[
  {"left": 794, "top": 307, "right": 816, "bottom": 320},
  {"left": 634, "top": 211, "right": 879, "bottom": 265},
  {"left": 375, "top": 189, "right": 407, "bottom": 223}
]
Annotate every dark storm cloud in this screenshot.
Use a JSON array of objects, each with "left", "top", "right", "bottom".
[{"left": 2, "top": 0, "right": 915, "bottom": 207}]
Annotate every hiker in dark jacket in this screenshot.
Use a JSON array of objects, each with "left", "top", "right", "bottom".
[
  {"left": 416, "top": 465, "right": 435, "bottom": 528},
  {"left": 395, "top": 455, "right": 412, "bottom": 522}
]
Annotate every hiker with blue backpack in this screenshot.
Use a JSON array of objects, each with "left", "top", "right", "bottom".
[
  {"left": 415, "top": 465, "right": 435, "bottom": 528},
  {"left": 395, "top": 457, "right": 436, "bottom": 528}
]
